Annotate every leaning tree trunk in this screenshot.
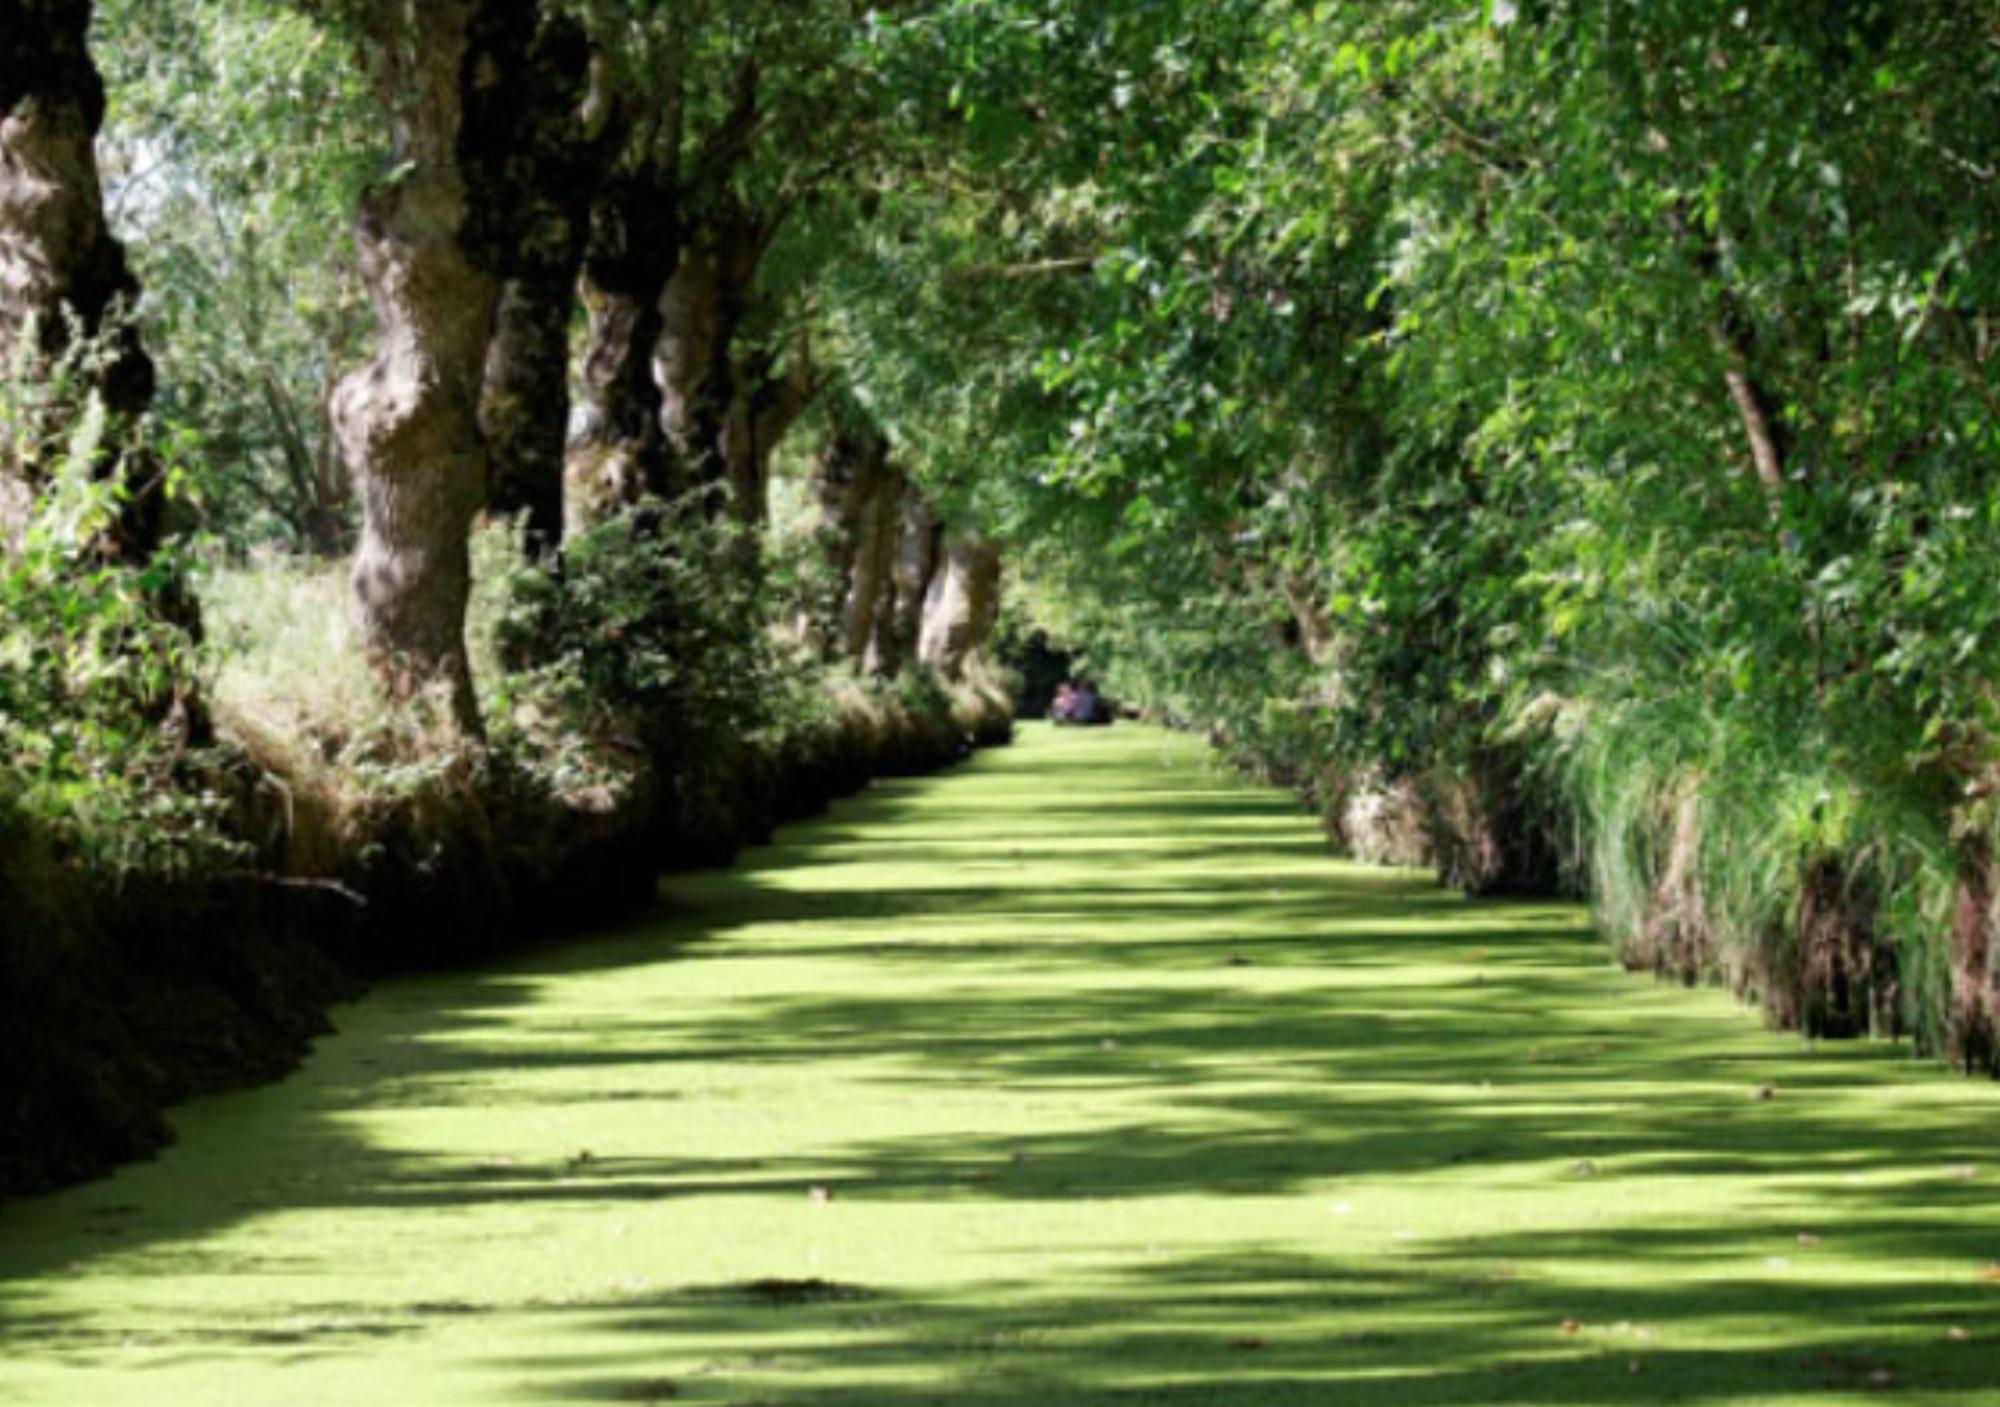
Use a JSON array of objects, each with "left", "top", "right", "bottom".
[
  {"left": 918, "top": 536, "right": 1002, "bottom": 681},
  {"left": 335, "top": 0, "right": 534, "bottom": 734},
  {"left": 0, "top": 0, "right": 161, "bottom": 561}
]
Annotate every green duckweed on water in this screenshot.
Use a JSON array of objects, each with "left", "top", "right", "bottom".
[{"left": 3, "top": 723, "right": 1999, "bottom": 1405}]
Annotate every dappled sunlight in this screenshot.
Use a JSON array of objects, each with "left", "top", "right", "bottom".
[{"left": 4, "top": 725, "right": 2000, "bottom": 1404}]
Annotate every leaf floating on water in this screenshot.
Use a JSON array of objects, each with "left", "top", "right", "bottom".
[
  {"left": 1228, "top": 1336, "right": 1267, "bottom": 1351},
  {"left": 1560, "top": 1319, "right": 1582, "bottom": 1335},
  {"left": 1948, "top": 1326, "right": 1971, "bottom": 1342},
  {"left": 1797, "top": 1233, "right": 1821, "bottom": 1246},
  {"left": 1569, "top": 1159, "right": 1599, "bottom": 1177},
  {"left": 1980, "top": 1263, "right": 2000, "bottom": 1283},
  {"left": 808, "top": 1185, "right": 833, "bottom": 1204}
]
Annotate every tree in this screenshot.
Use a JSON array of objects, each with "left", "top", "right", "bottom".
[
  {"left": 0, "top": 0, "right": 161, "bottom": 563},
  {"left": 99, "top": 0, "right": 378, "bottom": 558},
  {"left": 316, "top": 0, "right": 543, "bottom": 733}
]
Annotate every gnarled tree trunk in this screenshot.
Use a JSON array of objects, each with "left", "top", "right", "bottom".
[
  {"left": 336, "top": 0, "right": 535, "bottom": 734},
  {"left": 919, "top": 536, "right": 1002, "bottom": 681},
  {"left": 0, "top": 0, "right": 160, "bottom": 561}
]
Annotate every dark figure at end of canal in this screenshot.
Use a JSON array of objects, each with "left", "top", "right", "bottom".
[{"left": 1054, "top": 679, "right": 1114, "bottom": 727}]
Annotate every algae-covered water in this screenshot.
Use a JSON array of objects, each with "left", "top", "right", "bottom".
[{"left": 3, "top": 724, "right": 1999, "bottom": 1405}]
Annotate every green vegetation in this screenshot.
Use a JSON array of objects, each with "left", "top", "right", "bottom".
[
  {"left": 1, "top": 0, "right": 1986, "bottom": 1058},
  {"left": 0, "top": 0, "right": 1018, "bottom": 1193},
  {"left": 5, "top": 15, "right": 2000, "bottom": 1402},
  {"left": 6, "top": 727, "right": 2000, "bottom": 1405},
  {"left": 824, "top": 1, "right": 2000, "bottom": 1060}
]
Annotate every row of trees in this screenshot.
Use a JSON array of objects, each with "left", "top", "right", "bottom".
[
  {"left": 7, "top": 1, "right": 1999, "bottom": 1067},
  {"left": 807, "top": 1, "right": 2000, "bottom": 1063},
  {"left": 2, "top": 0, "right": 1004, "bottom": 750}
]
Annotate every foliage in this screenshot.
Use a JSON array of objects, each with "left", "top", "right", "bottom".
[
  {"left": 827, "top": 0, "right": 2000, "bottom": 1045},
  {"left": 493, "top": 504, "right": 783, "bottom": 825},
  {"left": 19, "top": 0, "right": 1999, "bottom": 1057},
  {"left": 98, "top": 0, "right": 378, "bottom": 556},
  {"left": 0, "top": 432, "right": 234, "bottom": 888}
]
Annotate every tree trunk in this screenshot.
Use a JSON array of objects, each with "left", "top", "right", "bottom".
[
  {"left": 1949, "top": 835, "right": 1998, "bottom": 1073},
  {"left": 722, "top": 338, "right": 816, "bottom": 532},
  {"left": 480, "top": 21, "right": 604, "bottom": 556},
  {"left": 657, "top": 205, "right": 762, "bottom": 510},
  {"left": 0, "top": 0, "right": 161, "bottom": 561},
  {"left": 1666, "top": 207, "right": 1788, "bottom": 515},
  {"left": 840, "top": 462, "right": 903, "bottom": 668},
  {"left": 919, "top": 536, "right": 1002, "bottom": 681},
  {"left": 802, "top": 417, "right": 891, "bottom": 662},
  {"left": 481, "top": 275, "right": 572, "bottom": 556},
  {"left": 875, "top": 486, "right": 940, "bottom": 675},
  {"left": 1278, "top": 574, "right": 1335, "bottom": 666},
  {"left": 563, "top": 174, "right": 679, "bottom": 529},
  {"left": 335, "top": 0, "right": 534, "bottom": 734},
  {"left": 857, "top": 470, "right": 912, "bottom": 676}
]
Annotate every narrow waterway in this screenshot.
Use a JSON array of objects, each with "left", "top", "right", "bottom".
[{"left": 3, "top": 725, "right": 1998, "bottom": 1405}]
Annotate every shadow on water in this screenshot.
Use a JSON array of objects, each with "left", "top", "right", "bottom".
[{"left": 4, "top": 725, "right": 2000, "bottom": 1404}]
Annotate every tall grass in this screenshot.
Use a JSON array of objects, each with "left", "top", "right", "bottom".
[{"left": 1543, "top": 683, "right": 1959, "bottom": 1050}]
